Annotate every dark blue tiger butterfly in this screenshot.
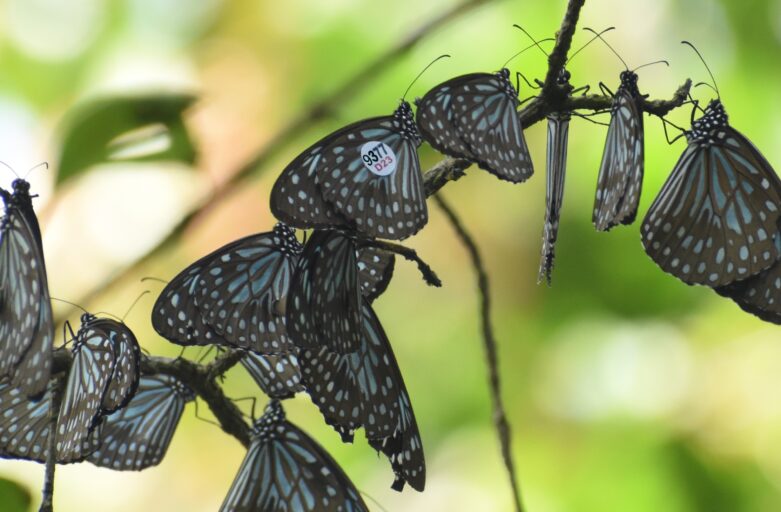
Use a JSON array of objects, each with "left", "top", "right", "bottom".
[
  {"left": 642, "top": 42, "right": 781, "bottom": 287},
  {"left": 0, "top": 377, "right": 99, "bottom": 463},
  {"left": 87, "top": 373, "right": 195, "bottom": 471},
  {"left": 415, "top": 40, "right": 553, "bottom": 183},
  {"left": 220, "top": 400, "right": 369, "bottom": 512},
  {"left": 268, "top": 60, "right": 454, "bottom": 241},
  {"left": 0, "top": 176, "right": 53, "bottom": 398},
  {"left": 588, "top": 28, "right": 669, "bottom": 231},
  {"left": 56, "top": 313, "right": 141, "bottom": 462},
  {"left": 299, "top": 301, "right": 425, "bottom": 491},
  {"left": 152, "top": 223, "right": 303, "bottom": 354},
  {"left": 535, "top": 28, "right": 611, "bottom": 284}
]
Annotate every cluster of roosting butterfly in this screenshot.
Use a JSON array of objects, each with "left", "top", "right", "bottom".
[{"left": 1, "top": 24, "right": 781, "bottom": 511}]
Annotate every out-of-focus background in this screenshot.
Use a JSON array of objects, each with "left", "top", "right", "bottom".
[{"left": 0, "top": 0, "right": 780, "bottom": 510}]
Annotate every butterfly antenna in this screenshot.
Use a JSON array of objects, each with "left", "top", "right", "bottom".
[
  {"left": 22, "top": 162, "right": 48, "bottom": 180},
  {"left": 359, "top": 490, "right": 390, "bottom": 512},
  {"left": 120, "top": 290, "right": 151, "bottom": 322},
  {"left": 632, "top": 59, "right": 669, "bottom": 73},
  {"left": 568, "top": 26, "right": 616, "bottom": 64},
  {"left": 93, "top": 310, "right": 124, "bottom": 322},
  {"left": 583, "top": 27, "right": 628, "bottom": 69},
  {"left": 402, "top": 54, "right": 451, "bottom": 101},
  {"left": 0, "top": 161, "right": 20, "bottom": 179},
  {"left": 140, "top": 276, "right": 169, "bottom": 285},
  {"left": 501, "top": 37, "right": 555, "bottom": 69},
  {"left": 512, "top": 25, "right": 550, "bottom": 57},
  {"left": 682, "top": 40, "right": 720, "bottom": 98},
  {"left": 694, "top": 81, "right": 719, "bottom": 96},
  {"left": 51, "top": 296, "right": 90, "bottom": 315}
]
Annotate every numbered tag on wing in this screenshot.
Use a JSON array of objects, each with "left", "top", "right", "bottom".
[{"left": 361, "top": 141, "right": 397, "bottom": 177}]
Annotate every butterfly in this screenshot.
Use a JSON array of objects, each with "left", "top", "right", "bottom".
[
  {"left": 240, "top": 351, "right": 303, "bottom": 400},
  {"left": 0, "top": 378, "right": 101, "bottom": 464},
  {"left": 299, "top": 301, "right": 425, "bottom": 492},
  {"left": 152, "top": 223, "right": 303, "bottom": 354},
  {"left": 220, "top": 400, "right": 369, "bottom": 512},
  {"left": 642, "top": 98, "right": 781, "bottom": 286},
  {"left": 593, "top": 70, "right": 645, "bottom": 231},
  {"left": 357, "top": 246, "right": 395, "bottom": 303},
  {"left": 415, "top": 67, "right": 534, "bottom": 183},
  {"left": 287, "top": 230, "right": 363, "bottom": 354},
  {"left": 538, "top": 104, "right": 571, "bottom": 285},
  {"left": 270, "top": 101, "right": 428, "bottom": 240},
  {"left": 0, "top": 178, "right": 53, "bottom": 398},
  {"left": 87, "top": 373, "right": 195, "bottom": 471},
  {"left": 56, "top": 313, "right": 141, "bottom": 462}
]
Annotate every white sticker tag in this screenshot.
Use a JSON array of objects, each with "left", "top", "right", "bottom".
[{"left": 360, "top": 141, "right": 397, "bottom": 177}]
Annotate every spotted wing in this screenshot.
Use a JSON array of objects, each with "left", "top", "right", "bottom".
[
  {"left": 220, "top": 401, "right": 368, "bottom": 512},
  {"left": 417, "top": 71, "right": 533, "bottom": 183},
  {"left": 95, "top": 319, "right": 141, "bottom": 414},
  {"left": 357, "top": 247, "right": 395, "bottom": 303},
  {"left": 55, "top": 330, "right": 115, "bottom": 462},
  {"left": 0, "top": 204, "right": 52, "bottom": 398},
  {"left": 153, "top": 224, "right": 302, "bottom": 353},
  {"left": 240, "top": 351, "right": 303, "bottom": 400},
  {"left": 287, "top": 230, "right": 362, "bottom": 354},
  {"left": 0, "top": 382, "right": 53, "bottom": 462},
  {"left": 87, "top": 374, "right": 194, "bottom": 471},
  {"left": 641, "top": 126, "right": 781, "bottom": 286},
  {"left": 538, "top": 114, "right": 570, "bottom": 285},
  {"left": 593, "top": 88, "right": 644, "bottom": 231}
]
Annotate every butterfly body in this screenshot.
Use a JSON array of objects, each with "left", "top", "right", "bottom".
[
  {"left": 415, "top": 68, "right": 534, "bottom": 183},
  {"left": 593, "top": 70, "right": 645, "bottom": 231},
  {"left": 0, "top": 178, "right": 53, "bottom": 398},
  {"left": 642, "top": 99, "right": 781, "bottom": 286},
  {"left": 270, "top": 102, "right": 427, "bottom": 240}
]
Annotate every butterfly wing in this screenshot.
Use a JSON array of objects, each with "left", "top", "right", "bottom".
[
  {"left": 55, "top": 324, "right": 116, "bottom": 462},
  {"left": 240, "top": 351, "right": 303, "bottom": 400},
  {"left": 538, "top": 114, "right": 570, "bottom": 285},
  {"left": 220, "top": 401, "right": 369, "bottom": 512},
  {"left": 97, "top": 319, "right": 141, "bottom": 414},
  {"left": 0, "top": 200, "right": 53, "bottom": 398},
  {"left": 593, "top": 87, "right": 644, "bottom": 231},
  {"left": 417, "top": 70, "right": 533, "bottom": 183},
  {"left": 88, "top": 374, "right": 194, "bottom": 470},
  {"left": 642, "top": 125, "right": 781, "bottom": 286},
  {"left": 357, "top": 247, "right": 395, "bottom": 303},
  {"left": 287, "top": 230, "right": 362, "bottom": 354},
  {"left": 0, "top": 382, "right": 53, "bottom": 462},
  {"left": 153, "top": 225, "right": 301, "bottom": 353}
]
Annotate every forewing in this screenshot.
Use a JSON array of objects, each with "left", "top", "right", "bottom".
[
  {"left": 55, "top": 330, "right": 115, "bottom": 462},
  {"left": 98, "top": 320, "right": 141, "bottom": 414},
  {"left": 593, "top": 89, "right": 644, "bottom": 231},
  {"left": 240, "top": 351, "right": 303, "bottom": 399},
  {"left": 357, "top": 247, "right": 395, "bottom": 302},
  {"left": 88, "top": 374, "right": 193, "bottom": 470},
  {"left": 0, "top": 382, "right": 52, "bottom": 462},
  {"left": 642, "top": 126, "right": 781, "bottom": 286},
  {"left": 287, "top": 230, "right": 362, "bottom": 354}
]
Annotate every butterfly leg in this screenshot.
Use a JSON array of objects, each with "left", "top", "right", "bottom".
[
  {"left": 571, "top": 85, "right": 591, "bottom": 96},
  {"left": 519, "top": 95, "right": 537, "bottom": 107},
  {"left": 192, "top": 398, "right": 223, "bottom": 428},
  {"left": 572, "top": 112, "right": 610, "bottom": 127},
  {"left": 62, "top": 320, "right": 76, "bottom": 347},
  {"left": 598, "top": 82, "right": 614, "bottom": 97},
  {"left": 659, "top": 117, "right": 687, "bottom": 145},
  {"left": 516, "top": 71, "right": 542, "bottom": 91},
  {"left": 231, "top": 396, "right": 258, "bottom": 421}
]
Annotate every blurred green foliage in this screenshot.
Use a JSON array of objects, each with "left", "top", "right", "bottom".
[{"left": 0, "top": 477, "right": 30, "bottom": 512}]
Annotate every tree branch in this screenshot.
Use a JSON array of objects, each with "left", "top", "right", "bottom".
[
  {"left": 38, "top": 378, "right": 63, "bottom": 512},
  {"left": 434, "top": 194, "right": 523, "bottom": 512}
]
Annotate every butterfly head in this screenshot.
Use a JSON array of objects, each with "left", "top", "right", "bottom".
[
  {"left": 394, "top": 101, "right": 422, "bottom": 146},
  {"left": 496, "top": 67, "right": 519, "bottom": 97},
  {"left": 689, "top": 99, "right": 728, "bottom": 143},
  {"left": 253, "top": 400, "right": 285, "bottom": 440},
  {"left": 79, "top": 312, "right": 96, "bottom": 326},
  {"left": 173, "top": 380, "right": 196, "bottom": 402},
  {"left": 273, "top": 222, "right": 303, "bottom": 255},
  {"left": 557, "top": 68, "right": 571, "bottom": 86},
  {"left": 619, "top": 70, "right": 639, "bottom": 91},
  {"left": 11, "top": 179, "right": 30, "bottom": 196}
]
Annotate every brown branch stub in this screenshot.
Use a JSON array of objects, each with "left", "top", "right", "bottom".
[{"left": 434, "top": 194, "right": 524, "bottom": 512}]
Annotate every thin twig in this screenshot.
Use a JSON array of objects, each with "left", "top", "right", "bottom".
[
  {"left": 39, "top": 378, "right": 63, "bottom": 512},
  {"left": 361, "top": 239, "right": 442, "bottom": 287},
  {"left": 434, "top": 194, "right": 523, "bottom": 512}
]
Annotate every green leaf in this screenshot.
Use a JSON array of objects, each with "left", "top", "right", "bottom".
[
  {"left": 0, "top": 477, "right": 31, "bottom": 512},
  {"left": 56, "top": 93, "right": 197, "bottom": 185}
]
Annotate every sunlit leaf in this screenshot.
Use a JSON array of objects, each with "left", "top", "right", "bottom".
[{"left": 56, "top": 93, "right": 197, "bottom": 185}]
